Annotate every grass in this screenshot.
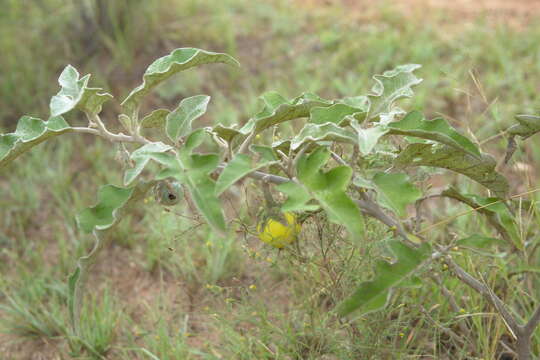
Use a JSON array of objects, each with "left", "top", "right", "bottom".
[{"left": 1, "top": 0, "right": 540, "bottom": 359}]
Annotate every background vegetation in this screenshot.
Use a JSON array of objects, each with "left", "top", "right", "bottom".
[{"left": 1, "top": 0, "right": 539, "bottom": 359}]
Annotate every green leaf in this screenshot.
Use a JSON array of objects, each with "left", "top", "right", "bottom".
[
  {"left": 441, "top": 187, "right": 520, "bottom": 250},
  {"left": 291, "top": 122, "right": 357, "bottom": 150},
  {"left": 76, "top": 185, "right": 134, "bottom": 233},
  {"left": 215, "top": 145, "right": 279, "bottom": 196},
  {"left": 277, "top": 181, "right": 319, "bottom": 212},
  {"left": 121, "top": 48, "right": 239, "bottom": 114},
  {"left": 350, "top": 119, "right": 389, "bottom": 156},
  {"left": 50, "top": 65, "right": 112, "bottom": 117},
  {"left": 309, "top": 103, "right": 365, "bottom": 125},
  {"left": 0, "top": 116, "right": 71, "bottom": 169},
  {"left": 214, "top": 154, "right": 252, "bottom": 196},
  {"left": 250, "top": 144, "right": 279, "bottom": 163},
  {"left": 77, "top": 181, "right": 156, "bottom": 233},
  {"left": 394, "top": 143, "right": 509, "bottom": 197},
  {"left": 71, "top": 181, "right": 155, "bottom": 334},
  {"left": 296, "top": 147, "right": 364, "bottom": 238},
  {"left": 368, "top": 64, "right": 422, "bottom": 121},
  {"left": 140, "top": 109, "right": 170, "bottom": 129},
  {"left": 336, "top": 241, "right": 431, "bottom": 317},
  {"left": 123, "top": 142, "right": 173, "bottom": 186},
  {"left": 166, "top": 95, "right": 211, "bottom": 142},
  {"left": 371, "top": 172, "right": 421, "bottom": 217},
  {"left": 212, "top": 124, "right": 246, "bottom": 144},
  {"left": 339, "top": 96, "right": 370, "bottom": 111},
  {"left": 508, "top": 114, "right": 540, "bottom": 138},
  {"left": 162, "top": 130, "right": 226, "bottom": 233},
  {"left": 245, "top": 92, "right": 331, "bottom": 134},
  {"left": 387, "top": 111, "right": 481, "bottom": 157}
]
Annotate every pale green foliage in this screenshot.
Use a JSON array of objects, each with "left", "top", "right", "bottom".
[
  {"left": 166, "top": 95, "right": 210, "bottom": 142},
  {"left": 296, "top": 147, "right": 364, "bottom": 239},
  {"left": 395, "top": 143, "right": 509, "bottom": 197},
  {"left": 1, "top": 44, "right": 537, "bottom": 344},
  {"left": 0, "top": 116, "right": 71, "bottom": 168},
  {"left": 370, "top": 173, "right": 422, "bottom": 218},
  {"left": 121, "top": 47, "right": 239, "bottom": 115},
  {"left": 50, "top": 65, "right": 112, "bottom": 117}
]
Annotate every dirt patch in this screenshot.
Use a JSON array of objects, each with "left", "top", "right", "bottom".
[{"left": 301, "top": 0, "right": 540, "bottom": 29}]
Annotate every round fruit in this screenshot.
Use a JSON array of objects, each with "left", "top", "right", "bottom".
[
  {"left": 154, "top": 180, "right": 182, "bottom": 206},
  {"left": 257, "top": 212, "right": 301, "bottom": 249}
]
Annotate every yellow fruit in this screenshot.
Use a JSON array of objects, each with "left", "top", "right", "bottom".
[{"left": 257, "top": 212, "right": 301, "bottom": 249}]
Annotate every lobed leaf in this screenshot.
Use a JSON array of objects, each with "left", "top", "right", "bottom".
[
  {"left": 214, "top": 145, "right": 279, "bottom": 196},
  {"left": 442, "top": 187, "right": 520, "bottom": 249},
  {"left": 0, "top": 116, "right": 71, "bottom": 169},
  {"left": 161, "top": 129, "right": 227, "bottom": 233},
  {"left": 387, "top": 111, "right": 481, "bottom": 157},
  {"left": 50, "top": 65, "right": 112, "bottom": 117},
  {"left": 394, "top": 143, "right": 509, "bottom": 197},
  {"left": 350, "top": 119, "right": 389, "bottom": 156},
  {"left": 336, "top": 240, "right": 431, "bottom": 317},
  {"left": 309, "top": 103, "right": 366, "bottom": 125},
  {"left": 123, "top": 142, "right": 173, "bottom": 186},
  {"left": 296, "top": 147, "right": 364, "bottom": 238},
  {"left": 368, "top": 64, "right": 422, "bottom": 121},
  {"left": 121, "top": 48, "right": 239, "bottom": 115},
  {"left": 277, "top": 181, "right": 320, "bottom": 212},
  {"left": 244, "top": 92, "right": 331, "bottom": 135},
  {"left": 371, "top": 172, "right": 422, "bottom": 217},
  {"left": 76, "top": 182, "right": 155, "bottom": 233},
  {"left": 291, "top": 122, "right": 357, "bottom": 150}
]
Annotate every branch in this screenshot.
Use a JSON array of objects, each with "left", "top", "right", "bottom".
[
  {"left": 524, "top": 304, "right": 540, "bottom": 335},
  {"left": 444, "top": 255, "right": 520, "bottom": 338},
  {"left": 79, "top": 112, "right": 149, "bottom": 144},
  {"left": 237, "top": 132, "right": 255, "bottom": 154},
  {"left": 71, "top": 127, "right": 148, "bottom": 144}
]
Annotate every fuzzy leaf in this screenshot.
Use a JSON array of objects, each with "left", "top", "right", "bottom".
[
  {"left": 277, "top": 181, "right": 319, "bottom": 212},
  {"left": 508, "top": 114, "right": 540, "bottom": 138},
  {"left": 70, "top": 181, "right": 155, "bottom": 334},
  {"left": 162, "top": 130, "right": 227, "bottom": 233},
  {"left": 212, "top": 124, "right": 246, "bottom": 144},
  {"left": 309, "top": 103, "right": 366, "bottom": 125},
  {"left": 291, "top": 122, "right": 357, "bottom": 150},
  {"left": 77, "top": 186, "right": 133, "bottom": 233},
  {"left": 371, "top": 172, "right": 422, "bottom": 217},
  {"left": 50, "top": 65, "right": 112, "bottom": 117},
  {"left": 296, "top": 147, "right": 364, "bottom": 238},
  {"left": 122, "top": 48, "right": 239, "bottom": 114},
  {"left": 215, "top": 145, "right": 278, "bottom": 196},
  {"left": 0, "top": 116, "right": 71, "bottom": 168},
  {"left": 368, "top": 64, "right": 422, "bottom": 120},
  {"left": 140, "top": 109, "right": 170, "bottom": 129},
  {"left": 76, "top": 182, "right": 154, "bottom": 233},
  {"left": 394, "top": 143, "right": 509, "bottom": 197},
  {"left": 337, "top": 241, "right": 431, "bottom": 317},
  {"left": 350, "top": 119, "right": 389, "bottom": 156},
  {"left": 123, "top": 142, "right": 173, "bottom": 186},
  {"left": 244, "top": 92, "right": 331, "bottom": 135},
  {"left": 442, "top": 187, "right": 521, "bottom": 249},
  {"left": 388, "top": 111, "right": 480, "bottom": 157},
  {"left": 166, "top": 95, "right": 210, "bottom": 142}
]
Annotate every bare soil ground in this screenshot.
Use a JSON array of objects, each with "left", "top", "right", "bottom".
[{"left": 302, "top": 0, "right": 540, "bottom": 29}]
